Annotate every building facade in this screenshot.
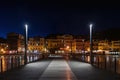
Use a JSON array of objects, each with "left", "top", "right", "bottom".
[
  {"left": 7, "top": 32, "right": 24, "bottom": 53},
  {"left": 45, "top": 34, "right": 76, "bottom": 54},
  {"left": 28, "top": 37, "right": 45, "bottom": 53},
  {"left": 5, "top": 33, "right": 120, "bottom": 54},
  {"left": 111, "top": 40, "right": 120, "bottom": 51},
  {"left": 0, "top": 38, "right": 8, "bottom": 54},
  {"left": 98, "top": 40, "right": 110, "bottom": 51}
]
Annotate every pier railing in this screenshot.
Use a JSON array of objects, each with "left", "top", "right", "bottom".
[
  {"left": 0, "top": 53, "right": 47, "bottom": 73},
  {"left": 71, "top": 53, "right": 120, "bottom": 74}
]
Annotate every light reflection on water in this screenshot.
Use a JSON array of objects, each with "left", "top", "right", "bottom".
[
  {"left": 0, "top": 54, "right": 120, "bottom": 74},
  {"left": 75, "top": 54, "right": 120, "bottom": 74},
  {"left": 0, "top": 55, "right": 39, "bottom": 73},
  {"left": 2, "top": 56, "right": 6, "bottom": 72},
  {"left": 0, "top": 56, "right": 22, "bottom": 72}
]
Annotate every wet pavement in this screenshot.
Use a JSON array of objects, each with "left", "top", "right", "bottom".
[
  {"left": 0, "top": 59, "right": 52, "bottom": 80},
  {"left": 39, "top": 59, "right": 77, "bottom": 80},
  {"left": 0, "top": 58, "right": 120, "bottom": 80},
  {"left": 68, "top": 60, "right": 120, "bottom": 80}
]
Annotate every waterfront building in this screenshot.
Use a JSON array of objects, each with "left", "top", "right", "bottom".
[
  {"left": 98, "top": 40, "right": 110, "bottom": 51},
  {"left": 0, "top": 38, "right": 8, "bottom": 54},
  {"left": 7, "top": 32, "right": 24, "bottom": 53},
  {"left": 111, "top": 40, "right": 120, "bottom": 51},
  {"left": 28, "top": 36, "right": 45, "bottom": 53},
  {"left": 45, "top": 34, "right": 76, "bottom": 54}
]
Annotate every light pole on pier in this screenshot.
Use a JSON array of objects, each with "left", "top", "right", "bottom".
[
  {"left": 90, "top": 24, "right": 93, "bottom": 64},
  {"left": 24, "top": 24, "right": 28, "bottom": 65}
]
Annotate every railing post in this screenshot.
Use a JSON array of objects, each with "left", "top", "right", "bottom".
[
  {"left": 11, "top": 57, "right": 13, "bottom": 69},
  {"left": 1, "top": 58, "right": 3, "bottom": 73},
  {"left": 6, "top": 56, "right": 8, "bottom": 71},
  {"left": 98, "top": 56, "right": 99, "bottom": 68},
  {"left": 17, "top": 56, "right": 20, "bottom": 67},
  {"left": 29, "top": 56, "right": 31, "bottom": 63},
  {"left": 84, "top": 54, "right": 86, "bottom": 62},
  {"left": 93, "top": 55, "right": 94, "bottom": 65},
  {"left": 109, "top": 57, "right": 111, "bottom": 71},
  {"left": 16, "top": 56, "right": 18, "bottom": 67},
  {"left": 114, "top": 57, "right": 116, "bottom": 73},
  {"left": 104, "top": 56, "right": 106, "bottom": 69},
  {"left": 15, "top": 56, "right": 17, "bottom": 68},
  {"left": 32, "top": 55, "right": 34, "bottom": 61}
]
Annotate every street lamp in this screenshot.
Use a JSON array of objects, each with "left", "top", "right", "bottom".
[
  {"left": 24, "top": 24, "right": 28, "bottom": 64},
  {"left": 90, "top": 24, "right": 93, "bottom": 64}
]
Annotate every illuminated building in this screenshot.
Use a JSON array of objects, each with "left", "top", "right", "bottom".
[
  {"left": 0, "top": 38, "right": 8, "bottom": 54},
  {"left": 93, "top": 40, "right": 98, "bottom": 51},
  {"left": 62, "top": 34, "right": 76, "bottom": 53},
  {"left": 7, "top": 32, "right": 24, "bottom": 53},
  {"left": 45, "top": 34, "right": 76, "bottom": 54},
  {"left": 45, "top": 34, "right": 64, "bottom": 53},
  {"left": 75, "top": 36, "right": 85, "bottom": 53},
  {"left": 84, "top": 40, "right": 90, "bottom": 52},
  {"left": 98, "top": 40, "right": 109, "bottom": 51},
  {"left": 5, "top": 32, "right": 120, "bottom": 54},
  {"left": 45, "top": 39, "right": 58, "bottom": 53},
  {"left": 28, "top": 37, "right": 45, "bottom": 53},
  {"left": 111, "top": 40, "right": 120, "bottom": 51}
]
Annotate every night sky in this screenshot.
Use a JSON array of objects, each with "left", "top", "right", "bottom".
[{"left": 0, "top": 0, "right": 120, "bottom": 38}]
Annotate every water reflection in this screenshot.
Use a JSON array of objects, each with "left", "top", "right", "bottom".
[
  {"left": 74, "top": 53, "right": 120, "bottom": 74},
  {"left": 93, "top": 55, "right": 120, "bottom": 74},
  {"left": 0, "top": 54, "right": 40, "bottom": 73}
]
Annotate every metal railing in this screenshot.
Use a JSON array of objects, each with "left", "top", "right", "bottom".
[
  {"left": 72, "top": 53, "right": 120, "bottom": 74},
  {"left": 0, "top": 53, "right": 43, "bottom": 73}
]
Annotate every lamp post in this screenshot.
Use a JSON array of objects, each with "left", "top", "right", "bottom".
[
  {"left": 24, "top": 24, "right": 28, "bottom": 65},
  {"left": 90, "top": 24, "right": 93, "bottom": 64}
]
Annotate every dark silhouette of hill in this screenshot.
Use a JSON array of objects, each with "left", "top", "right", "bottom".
[{"left": 93, "top": 28, "right": 120, "bottom": 40}]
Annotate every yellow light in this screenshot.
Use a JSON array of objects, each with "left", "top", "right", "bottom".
[
  {"left": 66, "top": 46, "right": 69, "bottom": 49},
  {"left": 1, "top": 49, "right": 4, "bottom": 52},
  {"left": 87, "top": 48, "right": 90, "bottom": 51},
  {"left": 18, "top": 47, "right": 22, "bottom": 52},
  {"left": 1, "top": 49, "right": 6, "bottom": 53},
  {"left": 87, "top": 56, "right": 90, "bottom": 62}
]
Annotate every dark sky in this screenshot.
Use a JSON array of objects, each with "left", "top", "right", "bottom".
[{"left": 0, "top": 0, "right": 120, "bottom": 38}]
